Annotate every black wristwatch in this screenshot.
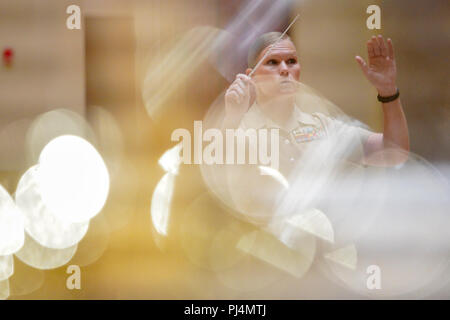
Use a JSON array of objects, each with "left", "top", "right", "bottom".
[{"left": 377, "top": 88, "right": 400, "bottom": 103}]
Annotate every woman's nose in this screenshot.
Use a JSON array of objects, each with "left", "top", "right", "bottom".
[{"left": 279, "top": 61, "right": 289, "bottom": 76}]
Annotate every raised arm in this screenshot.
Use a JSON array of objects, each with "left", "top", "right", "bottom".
[{"left": 355, "top": 35, "right": 410, "bottom": 166}]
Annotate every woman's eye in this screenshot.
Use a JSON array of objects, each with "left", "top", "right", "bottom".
[
  {"left": 266, "top": 59, "right": 278, "bottom": 65},
  {"left": 287, "top": 58, "right": 297, "bottom": 64}
]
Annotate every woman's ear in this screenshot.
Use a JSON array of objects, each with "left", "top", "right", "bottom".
[{"left": 245, "top": 68, "right": 252, "bottom": 76}]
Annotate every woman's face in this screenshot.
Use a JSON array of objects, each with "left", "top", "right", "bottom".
[{"left": 247, "top": 39, "right": 301, "bottom": 101}]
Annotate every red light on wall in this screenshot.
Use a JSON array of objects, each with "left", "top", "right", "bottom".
[{"left": 3, "top": 47, "right": 14, "bottom": 67}]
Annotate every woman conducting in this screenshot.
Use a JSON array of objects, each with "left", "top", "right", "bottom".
[{"left": 214, "top": 32, "right": 410, "bottom": 227}]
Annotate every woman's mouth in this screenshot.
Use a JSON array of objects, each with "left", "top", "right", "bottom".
[{"left": 279, "top": 79, "right": 295, "bottom": 85}]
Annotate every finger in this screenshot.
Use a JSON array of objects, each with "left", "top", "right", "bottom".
[
  {"left": 387, "top": 38, "right": 395, "bottom": 60},
  {"left": 227, "top": 85, "right": 240, "bottom": 97},
  {"left": 355, "top": 56, "right": 369, "bottom": 76},
  {"left": 378, "top": 35, "right": 388, "bottom": 57},
  {"left": 367, "top": 40, "right": 375, "bottom": 58},
  {"left": 235, "top": 86, "right": 245, "bottom": 97},
  {"left": 237, "top": 73, "right": 256, "bottom": 91},
  {"left": 237, "top": 74, "right": 251, "bottom": 83},
  {"left": 375, "top": 35, "right": 383, "bottom": 54},
  {"left": 230, "top": 85, "right": 245, "bottom": 98},
  {"left": 235, "top": 79, "right": 246, "bottom": 91},
  {"left": 371, "top": 36, "right": 381, "bottom": 56},
  {"left": 227, "top": 91, "right": 239, "bottom": 104}
]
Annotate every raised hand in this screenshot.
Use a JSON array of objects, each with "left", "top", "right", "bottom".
[
  {"left": 355, "top": 35, "right": 398, "bottom": 96},
  {"left": 225, "top": 74, "right": 253, "bottom": 118}
]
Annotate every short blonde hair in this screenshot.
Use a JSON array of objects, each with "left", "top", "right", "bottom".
[{"left": 247, "top": 32, "right": 292, "bottom": 68}]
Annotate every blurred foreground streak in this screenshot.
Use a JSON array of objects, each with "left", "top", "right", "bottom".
[{"left": 150, "top": 149, "right": 450, "bottom": 298}]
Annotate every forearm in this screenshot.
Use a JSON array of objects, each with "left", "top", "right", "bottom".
[
  {"left": 363, "top": 95, "right": 410, "bottom": 166},
  {"left": 381, "top": 97, "right": 409, "bottom": 151}
]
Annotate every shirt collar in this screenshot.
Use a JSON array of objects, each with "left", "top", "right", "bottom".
[{"left": 241, "top": 102, "right": 318, "bottom": 132}]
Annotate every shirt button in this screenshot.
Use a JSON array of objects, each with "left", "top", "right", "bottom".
[
  {"left": 284, "top": 139, "right": 290, "bottom": 145},
  {"left": 290, "top": 157, "right": 295, "bottom": 162}
]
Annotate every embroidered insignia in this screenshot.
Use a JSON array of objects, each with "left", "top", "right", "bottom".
[{"left": 291, "top": 126, "right": 325, "bottom": 143}]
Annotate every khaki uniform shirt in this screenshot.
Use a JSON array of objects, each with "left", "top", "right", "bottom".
[
  {"left": 239, "top": 103, "right": 372, "bottom": 176},
  {"left": 225, "top": 103, "right": 373, "bottom": 226}
]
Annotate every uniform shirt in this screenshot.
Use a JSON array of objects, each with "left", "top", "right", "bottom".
[
  {"left": 239, "top": 103, "right": 373, "bottom": 176},
  {"left": 225, "top": 102, "right": 374, "bottom": 226}
]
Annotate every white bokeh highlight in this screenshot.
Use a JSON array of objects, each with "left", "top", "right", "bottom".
[{"left": 38, "top": 135, "right": 110, "bottom": 224}]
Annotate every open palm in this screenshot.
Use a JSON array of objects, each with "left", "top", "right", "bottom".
[{"left": 356, "top": 35, "right": 397, "bottom": 96}]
